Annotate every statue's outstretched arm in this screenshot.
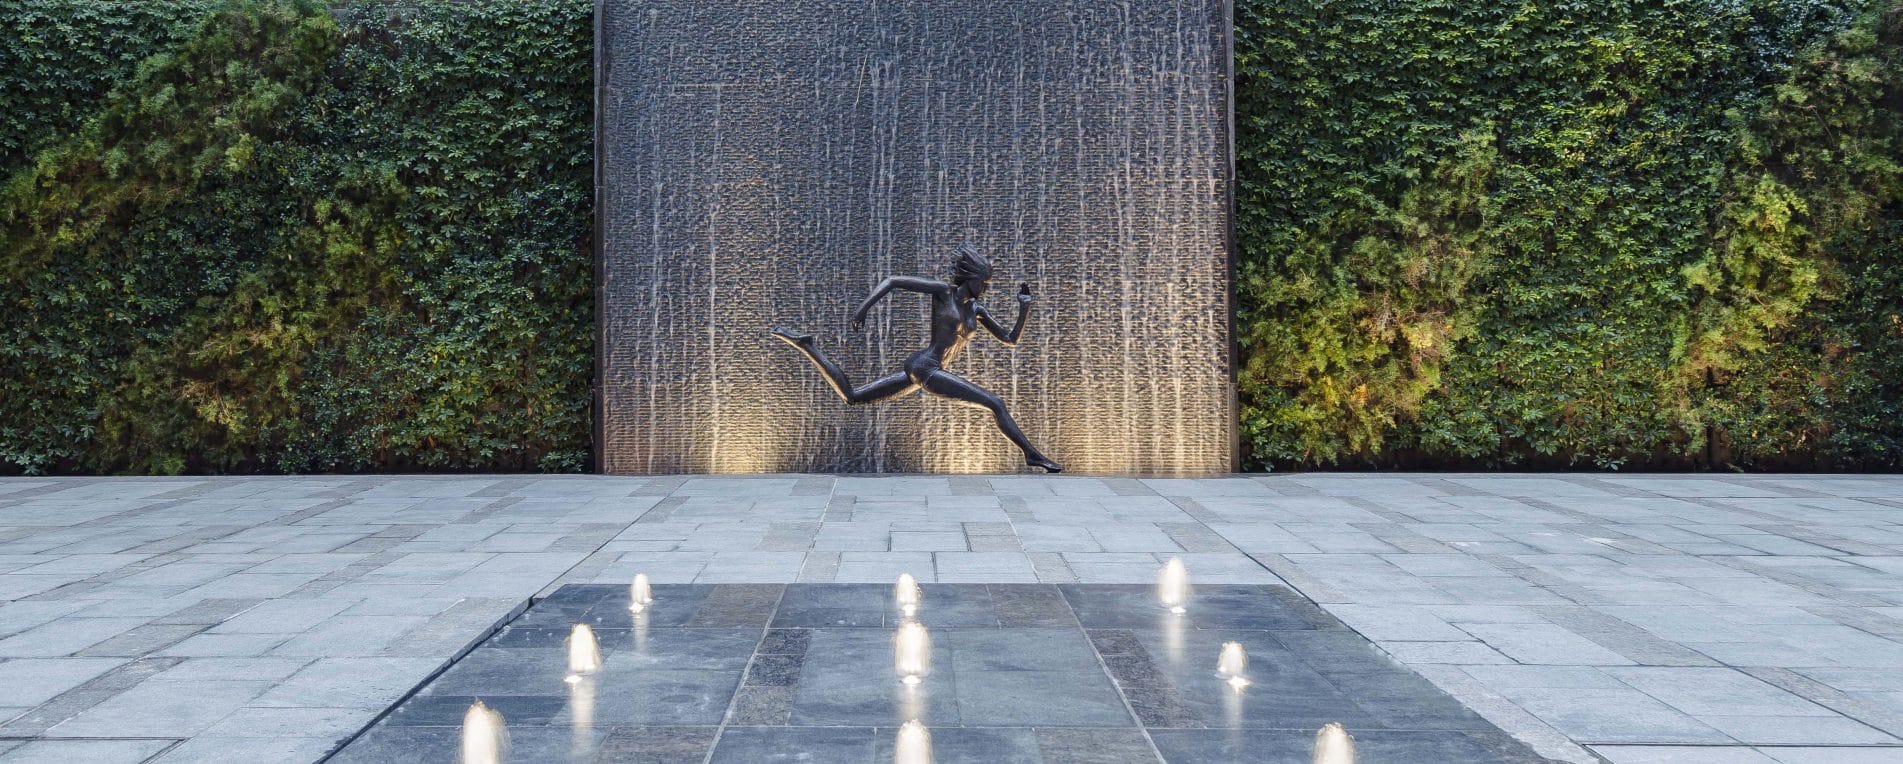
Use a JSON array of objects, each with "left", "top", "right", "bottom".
[
  {"left": 851, "top": 276, "right": 949, "bottom": 328},
  {"left": 978, "top": 283, "right": 1034, "bottom": 345}
]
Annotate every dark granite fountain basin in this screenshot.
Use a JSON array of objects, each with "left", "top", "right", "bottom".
[{"left": 328, "top": 584, "right": 1553, "bottom": 763}]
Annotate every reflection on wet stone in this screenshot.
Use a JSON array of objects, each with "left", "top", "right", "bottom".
[{"left": 331, "top": 583, "right": 1559, "bottom": 762}]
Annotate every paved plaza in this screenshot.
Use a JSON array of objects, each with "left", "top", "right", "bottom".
[{"left": 0, "top": 473, "right": 1900, "bottom": 762}]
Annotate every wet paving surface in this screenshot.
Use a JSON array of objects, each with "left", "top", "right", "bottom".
[{"left": 330, "top": 583, "right": 1554, "bottom": 762}]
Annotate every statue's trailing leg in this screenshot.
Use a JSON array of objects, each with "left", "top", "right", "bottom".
[{"left": 771, "top": 327, "right": 918, "bottom": 405}]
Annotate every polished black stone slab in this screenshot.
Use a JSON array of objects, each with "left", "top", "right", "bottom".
[{"left": 329, "top": 584, "right": 1555, "bottom": 763}]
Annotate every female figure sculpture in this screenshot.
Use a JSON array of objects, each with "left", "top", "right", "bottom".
[{"left": 770, "top": 242, "right": 1063, "bottom": 473}]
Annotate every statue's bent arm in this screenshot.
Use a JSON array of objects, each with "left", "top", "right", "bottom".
[
  {"left": 976, "top": 302, "right": 1028, "bottom": 346},
  {"left": 852, "top": 276, "right": 950, "bottom": 326}
]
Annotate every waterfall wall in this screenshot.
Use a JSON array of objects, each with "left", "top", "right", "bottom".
[{"left": 597, "top": 0, "right": 1234, "bottom": 474}]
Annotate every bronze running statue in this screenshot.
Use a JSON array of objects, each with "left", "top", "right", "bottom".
[{"left": 770, "top": 242, "right": 1062, "bottom": 473}]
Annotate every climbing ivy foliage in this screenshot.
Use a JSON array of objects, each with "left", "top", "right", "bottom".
[
  {"left": 1236, "top": 0, "right": 1902, "bottom": 469},
  {"left": 1, "top": 0, "right": 593, "bottom": 474},
  {"left": 0, "top": 0, "right": 217, "bottom": 172}
]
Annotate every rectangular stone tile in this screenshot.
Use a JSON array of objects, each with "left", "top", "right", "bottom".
[
  {"left": 1759, "top": 746, "right": 1903, "bottom": 763},
  {"left": 1328, "top": 605, "right": 1470, "bottom": 641},
  {"left": 0, "top": 739, "right": 179, "bottom": 763},
  {"left": 1153, "top": 728, "right": 1542, "bottom": 764},
  {"left": 202, "top": 706, "right": 375, "bottom": 738},
  {"left": 1034, "top": 728, "right": 1161, "bottom": 763},
  {"left": 595, "top": 726, "right": 720, "bottom": 763},
  {"left": 0, "top": 657, "right": 127, "bottom": 705},
  {"left": 789, "top": 630, "right": 957, "bottom": 726},
  {"left": 252, "top": 656, "right": 442, "bottom": 709},
  {"left": 727, "top": 685, "right": 794, "bottom": 725},
  {"left": 1380, "top": 640, "right": 1516, "bottom": 665},
  {"left": 209, "top": 598, "right": 357, "bottom": 634},
  {"left": 268, "top": 615, "right": 429, "bottom": 657},
  {"left": 1459, "top": 622, "right": 1637, "bottom": 666},
  {"left": 153, "top": 657, "right": 310, "bottom": 682},
  {"left": 889, "top": 532, "right": 967, "bottom": 552},
  {"left": 48, "top": 679, "right": 273, "bottom": 737},
  {"left": 1591, "top": 745, "right": 1781, "bottom": 764},
  {"left": 1491, "top": 685, "right": 1734, "bottom": 744},
  {"left": 153, "top": 734, "right": 350, "bottom": 762},
  {"left": 1606, "top": 667, "right": 1838, "bottom": 718},
  {"left": 1698, "top": 714, "right": 1897, "bottom": 745},
  {"left": 955, "top": 669, "right": 1131, "bottom": 726},
  {"left": 831, "top": 552, "right": 935, "bottom": 584},
  {"left": 710, "top": 727, "right": 873, "bottom": 763},
  {"left": 0, "top": 617, "right": 153, "bottom": 657}
]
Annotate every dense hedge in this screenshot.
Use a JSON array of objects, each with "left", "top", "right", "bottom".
[
  {"left": 1235, "top": 0, "right": 1903, "bottom": 470},
  {"left": 1, "top": 0, "right": 593, "bottom": 474}
]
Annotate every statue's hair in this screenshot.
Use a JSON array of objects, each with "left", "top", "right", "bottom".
[{"left": 951, "top": 241, "right": 992, "bottom": 285}]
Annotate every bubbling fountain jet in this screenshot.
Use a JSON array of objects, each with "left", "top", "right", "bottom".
[
  {"left": 894, "top": 719, "right": 933, "bottom": 764},
  {"left": 629, "top": 573, "right": 654, "bottom": 613},
  {"left": 1313, "top": 722, "right": 1356, "bottom": 764},
  {"left": 895, "top": 573, "right": 922, "bottom": 617},
  {"left": 565, "top": 624, "right": 601, "bottom": 684},
  {"left": 893, "top": 622, "right": 931, "bottom": 685},
  {"left": 1158, "top": 557, "right": 1190, "bottom": 614},
  {"left": 460, "top": 700, "right": 508, "bottom": 764},
  {"left": 1217, "top": 641, "right": 1250, "bottom": 689}
]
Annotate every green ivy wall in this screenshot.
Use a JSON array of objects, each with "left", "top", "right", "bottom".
[
  {"left": 1235, "top": 0, "right": 1902, "bottom": 470},
  {"left": 1, "top": 0, "right": 1896, "bottom": 474},
  {"left": 1, "top": 0, "right": 593, "bottom": 474}
]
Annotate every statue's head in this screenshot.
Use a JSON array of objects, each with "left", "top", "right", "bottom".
[{"left": 951, "top": 241, "right": 992, "bottom": 298}]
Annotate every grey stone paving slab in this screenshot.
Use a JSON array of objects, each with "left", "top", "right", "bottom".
[
  {"left": 0, "top": 738, "right": 178, "bottom": 763},
  {"left": 2, "top": 473, "right": 1901, "bottom": 762}
]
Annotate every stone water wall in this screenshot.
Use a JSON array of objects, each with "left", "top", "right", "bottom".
[{"left": 598, "top": 0, "right": 1233, "bottom": 474}]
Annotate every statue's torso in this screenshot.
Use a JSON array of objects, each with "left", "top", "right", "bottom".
[{"left": 913, "top": 293, "right": 978, "bottom": 371}]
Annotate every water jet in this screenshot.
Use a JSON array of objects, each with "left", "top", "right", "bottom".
[
  {"left": 459, "top": 700, "right": 508, "bottom": 764},
  {"left": 895, "top": 573, "right": 921, "bottom": 617},
  {"left": 565, "top": 623, "right": 601, "bottom": 683},
  {"left": 893, "top": 622, "right": 931, "bottom": 685},
  {"left": 1313, "top": 722, "right": 1356, "bottom": 764},
  {"left": 894, "top": 719, "right": 933, "bottom": 764},
  {"left": 1158, "top": 557, "right": 1190, "bottom": 613},
  {"left": 1217, "top": 641, "right": 1250, "bottom": 689},
  {"left": 629, "top": 573, "right": 653, "bottom": 613}
]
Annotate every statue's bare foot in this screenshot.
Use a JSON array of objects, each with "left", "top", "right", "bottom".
[
  {"left": 1027, "top": 455, "right": 1063, "bottom": 474},
  {"left": 770, "top": 327, "right": 816, "bottom": 348}
]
